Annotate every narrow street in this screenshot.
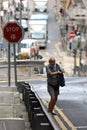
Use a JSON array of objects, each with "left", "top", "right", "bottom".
[{"left": 29, "top": 77, "right": 87, "bottom": 130}]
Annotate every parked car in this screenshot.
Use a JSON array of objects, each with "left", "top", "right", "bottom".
[{"left": 16, "top": 39, "right": 37, "bottom": 59}]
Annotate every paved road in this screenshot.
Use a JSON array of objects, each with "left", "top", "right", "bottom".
[{"left": 29, "top": 77, "right": 87, "bottom": 130}]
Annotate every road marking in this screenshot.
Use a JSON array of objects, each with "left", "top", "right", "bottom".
[
  {"left": 42, "top": 99, "right": 67, "bottom": 130},
  {"left": 54, "top": 116, "right": 67, "bottom": 130},
  {"left": 76, "top": 126, "right": 87, "bottom": 129},
  {"left": 42, "top": 99, "right": 77, "bottom": 130},
  {"left": 55, "top": 106, "right": 77, "bottom": 130}
]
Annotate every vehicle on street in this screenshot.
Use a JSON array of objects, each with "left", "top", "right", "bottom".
[
  {"left": 16, "top": 39, "right": 37, "bottom": 59},
  {"left": 30, "top": 13, "right": 48, "bottom": 21},
  {"left": 29, "top": 14, "right": 48, "bottom": 48}
]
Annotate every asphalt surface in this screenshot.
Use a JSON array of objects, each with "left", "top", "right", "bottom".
[{"left": 29, "top": 77, "right": 87, "bottom": 130}]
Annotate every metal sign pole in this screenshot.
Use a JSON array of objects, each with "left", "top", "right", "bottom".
[
  {"left": 3, "top": 21, "right": 24, "bottom": 86},
  {"left": 13, "top": 44, "right": 17, "bottom": 86},
  {"left": 8, "top": 43, "right": 11, "bottom": 86}
]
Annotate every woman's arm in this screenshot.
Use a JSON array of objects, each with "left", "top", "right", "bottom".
[{"left": 48, "top": 70, "right": 61, "bottom": 76}]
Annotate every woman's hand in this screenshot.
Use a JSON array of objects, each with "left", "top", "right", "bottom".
[{"left": 57, "top": 71, "right": 62, "bottom": 74}]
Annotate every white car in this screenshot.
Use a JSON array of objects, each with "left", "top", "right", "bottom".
[{"left": 16, "top": 39, "right": 37, "bottom": 59}]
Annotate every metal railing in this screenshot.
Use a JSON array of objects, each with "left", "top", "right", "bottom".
[
  {"left": 0, "top": 59, "right": 46, "bottom": 82},
  {"left": 16, "top": 81, "right": 60, "bottom": 130}
]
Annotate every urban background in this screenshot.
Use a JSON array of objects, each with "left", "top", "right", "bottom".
[{"left": 0, "top": 0, "right": 87, "bottom": 80}]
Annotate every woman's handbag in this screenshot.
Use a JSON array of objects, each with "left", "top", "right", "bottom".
[{"left": 56, "top": 64, "right": 65, "bottom": 87}]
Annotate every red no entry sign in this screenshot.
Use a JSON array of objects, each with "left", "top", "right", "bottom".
[
  {"left": 3, "top": 22, "right": 24, "bottom": 43},
  {"left": 69, "top": 31, "right": 75, "bottom": 39}
]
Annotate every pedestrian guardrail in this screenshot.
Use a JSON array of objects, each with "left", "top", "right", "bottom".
[
  {"left": 16, "top": 82, "right": 60, "bottom": 130},
  {"left": 0, "top": 60, "right": 46, "bottom": 80},
  {"left": 0, "top": 59, "right": 46, "bottom": 67},
  {"left": 75, "top": 64, "right": 87, "bottom": 76}
]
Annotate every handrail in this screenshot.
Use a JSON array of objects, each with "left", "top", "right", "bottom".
[{"left": 0, "top": 59, "right": 46, "bottom": 68}]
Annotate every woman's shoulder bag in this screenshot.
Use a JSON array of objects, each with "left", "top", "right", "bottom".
[{"left": 56, "top": 64, "right": 65, "bottom": 87}]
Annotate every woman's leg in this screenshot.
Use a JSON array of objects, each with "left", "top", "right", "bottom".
[{"left": 48, "top": 95, "right": 58, "bottom": 113}]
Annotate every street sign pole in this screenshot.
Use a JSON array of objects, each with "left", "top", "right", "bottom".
[
  {"left": 13, "top": 44, "right": 17, "bottom": 86},
  {"left": 3, "top": 22, "right": 24, "bottom": 86},
  {"left": 8, "top": 43, "right": 11, "bottom": 86}
]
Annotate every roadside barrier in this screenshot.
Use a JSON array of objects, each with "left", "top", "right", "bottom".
[
  {"left": 16, "top": 81, "right": 60, "bottom": 130},
  {"left": 0, "top": 60, "right": 46, "bottom": 81}
]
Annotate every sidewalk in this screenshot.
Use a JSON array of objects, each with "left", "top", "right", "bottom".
[{"left": 0, "top": 85, "right": 32, "bottom": 130}]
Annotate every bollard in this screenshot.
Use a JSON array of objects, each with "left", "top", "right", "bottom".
[
  {"left": 22, "top": 82, "right": 59, "bottom": 130},
  {"left": 16, "top": 81, "right": 25, "bottom": 93},
  {"left": 16, "top": 81, "right": 26, "bottom": 101},
  {"left": 21, "top": 83, "right": 30, "bottom": 101},
  {"left": 23, "top": 87, "right": 31, "bottom": 110},
  {"left": 40, "top": 122, "right": 53, "bottom": 130},
  {"left": 31, "top": 113, "right": 53, "bottom": 130},
  {"left": 28, "top": 94, "right": 41, "bottom": 122}
]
